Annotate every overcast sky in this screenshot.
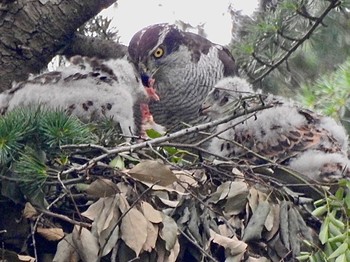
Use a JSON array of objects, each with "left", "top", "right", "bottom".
[{"left": 101, "top": 0, "right": 259, "bottom": 45}]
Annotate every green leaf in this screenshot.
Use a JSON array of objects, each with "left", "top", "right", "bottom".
[
  {"left": 312, "top": 205, "right": 328, "bottom": 217},
  {"left": 335, "top": 187, "right": 345, "bottom": 200},
  {"left": 319, "top": 217, "right": 330, "bottom": 244},
  {"left": 163, "top": 146, "right": 178, "bottom": 155},
  {"left": 345, "top": 194, "right": 350, "bottom": 211},
  {"left": 328, "top": 243, "right": 348, "bottom": 260},
  {"left": 145, "top": 129, "right": 163, "bottom": 139},
  {"left": 109, "top": 155, "right": 125, "bottom": 170},
  {"left": 328, "top": 233, "right": 347, "bottom": 243},
  {"left": 329, "top": 213, "right": 345, "bottom": 231},
  {"left": 345, "top": 249, "right": 350, "bottom": 261},
  {"left": 335, "top": 254, "right": 346, "bottom": 262},
  {"left": 296, "top": 254, "right": 310, "bottom": 261},
  {"left": 329, "top": 222, "right": 344, "bottom": 237}
]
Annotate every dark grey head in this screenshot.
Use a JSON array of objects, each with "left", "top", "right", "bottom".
[{"left": 128, "top": 23, "right": 238, "bottom": 139}]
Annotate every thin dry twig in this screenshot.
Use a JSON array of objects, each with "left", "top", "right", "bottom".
[
  {"left": 60, "top": 104, "right": 273, "bottom": 176},
  {"left": 178, "top": 228, "right": 219, "bottom": 262},
  {"left": 36, "top": 208, "right": 91, "bottom": 228}
]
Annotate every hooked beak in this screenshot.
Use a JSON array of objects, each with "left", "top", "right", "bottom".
[{"left": 140, "top": 69, "right": 160, "bottom": 101}]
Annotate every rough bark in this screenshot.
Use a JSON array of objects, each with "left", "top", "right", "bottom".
[
  {"left": 0, "top": 0, "right": 117, "bottom": 92},
  {"left": 62, "top": 34, "right": 127, "bottom": 60}
]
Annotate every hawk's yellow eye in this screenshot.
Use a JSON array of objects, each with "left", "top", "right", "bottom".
[{"left": 153, "top": 47, "right": 164, "bottom": 58}]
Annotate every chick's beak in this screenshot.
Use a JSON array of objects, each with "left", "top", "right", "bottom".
[{"left": 199, "top": 102, "right": 211, "bottom": 115}]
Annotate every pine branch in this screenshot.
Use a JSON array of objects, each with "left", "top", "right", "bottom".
[{"left": 252, "top": 0, "right": 341, "bottom": 83}]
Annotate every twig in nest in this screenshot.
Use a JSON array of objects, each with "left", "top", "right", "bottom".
[
  {"left": 36, "top": 208, "right": 92, "bottom": 228},
  {"left": 178, "top": 228, "right": 219, "bottom": 262},
  {"left": 60, "top": 104, "right": 273, "bottom": 176}
]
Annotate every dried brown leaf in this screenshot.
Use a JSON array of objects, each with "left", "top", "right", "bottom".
[
  {"left": 82, "top": 195, "right": 120, "bottom": 233},
  {"left": 248, "top": 187, "right": 259, "bottom": 212},
  {"left": 243, "top": 201, "right": 271, "bottom": 242},
  {"left": 128, "top": 160, "right": 177, "bottom": 186},
  {"left": 157, "top": 197, "right": 180, "bottom": 208},
  {"left": 279, "top": 201, "right": 290, "bottom": 250},
  {"left": 159, "top": 213, "right": 178, "bottom": 251},
  {"left": 85, "top": 179, "right": 119, "bottom": 197},
  {"left": 120, "top": 207, "right": 148, "bottom": 256},
  {"left": 223, "top": 181, "right": 249, "bottom": 215},
  {"left": 165, "top": 237, "right": 180, "bottom": 262},
  {"left": 92, "top": 195, "right": 120, "bottom": 236},
  {"left": 116, "top": 182, "right": 133, "bottom": 195},
  {"left": 231, "top": 167, "right": 245, "bottom": 179},
  {"left": 142, "top": 220, "right": 159, "bottom": 252},
  {"left": 81, "top": 197, "right": 106, "bottom": 221},
  {"left": 72, "top": 226, "right": 99, "bottom": 262},
  {"left": 100, "top": 224, "right": 119, "bottom": 257},
  {"left": 91, "top": 196, "right": 121, "bottom": 256},
  {"left": 248, "top": 187, "right": 268, "bottom": 212},
  {"left": 37, "top": 227, "right": 64, "bottom": 241},
  {"left": 18, "top": 255, "right": 35, "bottom": 262},
  {"left": 141, "top": 201, "right": 163, "bottom": 223},
  {"left": 218, "top": 224, "right": 233, "bottom": 238},
  {"left": 118, "top": 194, "right": 130, "bottom": 213},
  {"left": 52, "top": 234, "right": 79, "bottom": 262},
  {"left": 288, "top": 207, "right": 301, "bottom": 257},
  {"left": 23, "top": 202, "right": 38, "bottom": 219},
  {"left": 264, "top": 203, "right": 279, "bottom": 232},
  {"left": 209, "top": 181, "right": 248, "bottom": 205},
  {"left": 172, "top": 171, "right": 198, "bottom": 192},
  {"left": 210, "top": 229, "right": 247, "bottom": 256}
]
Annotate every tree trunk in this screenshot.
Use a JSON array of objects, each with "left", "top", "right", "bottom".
[{"left": 0, "top": 0, "right": 117, "bottom": 91}]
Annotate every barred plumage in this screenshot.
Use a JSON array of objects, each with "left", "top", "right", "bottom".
[{"left": 128, "top": 23, "right": 238, "bottom": 139}]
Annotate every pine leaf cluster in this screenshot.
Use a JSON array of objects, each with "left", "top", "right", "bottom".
[
  {"left": 0, "top": 107, "right": 95, "bottom": 204},
  {"left": 230, "top": 0, "right": 349, "bottom": 94},
  {"left": 298, "top": 58, "right": 350, "bottom": 133}
]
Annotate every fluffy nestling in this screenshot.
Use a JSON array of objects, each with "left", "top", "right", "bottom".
[
  {"left": 128, "top": 23, "right": 238, "bottom": 139},
  {"left": 0, "top": 56, "right": 163, "bottom": 137},
  {"left": 200, "top": 77, "right": 350, "bottom": 183}
]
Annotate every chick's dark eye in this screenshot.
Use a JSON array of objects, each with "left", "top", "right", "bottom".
[
  {"left": 219, "top": 96, "right": 229, "bottom": 106},
  {"left": 213, "top": 89, "right": 220, "bottom": 100},
  {"left": 153, "top": 47, "right": 164, "bottom": 58}
]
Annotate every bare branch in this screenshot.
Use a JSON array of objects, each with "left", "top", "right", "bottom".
[{"left": 62, "top": 34, "right": 127, "bottom": 59}]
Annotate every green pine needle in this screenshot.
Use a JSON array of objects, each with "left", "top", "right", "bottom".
[
  {"left": 15, "top": 147, "right": 48, "bottom": 184},
  {"left": 0, "top": 107, "right": 38, "bottom": 164},
  {"left": 39, "top": 110, "right": 94, "bottom": 148},
  {"left": 299, "top": 58, "right": 350, "bottom": 124}
]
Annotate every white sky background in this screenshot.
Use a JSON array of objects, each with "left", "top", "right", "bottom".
[
  {"left": 101, "top": 0, "right": 259, "bottom": 46},
  {"left": 49, "top": 0, "right": 258, "bottom": 70}
]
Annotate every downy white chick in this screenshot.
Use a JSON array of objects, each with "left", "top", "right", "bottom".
[{"left": 200, "top": 77, "right": 350, "bottom": 183}]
